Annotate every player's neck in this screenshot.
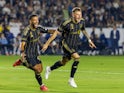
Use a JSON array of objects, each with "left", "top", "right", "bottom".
[
  {"left": 72, "top": 18, "right": 80, "bottom": 24},
  {"left": 30, "top": 25, "right": 36, "bottom": 31}
]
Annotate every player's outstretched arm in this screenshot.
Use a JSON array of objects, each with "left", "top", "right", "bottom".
[
  {"left": 88, "top": 39, "right": 96, "bottom": 48},
  {"left": 82, "top": 30, "right": 96, "bottom": 48},
  {"left": 41, "top": 30, "right": 60, "bottom": 52}
]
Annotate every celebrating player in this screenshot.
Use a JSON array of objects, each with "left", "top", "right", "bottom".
[
  {"left": 13, "top": 14, "right": 58, "bottom": 91},
  {"left": 45, "top": 7, "right": 96, "bottom": 88}
]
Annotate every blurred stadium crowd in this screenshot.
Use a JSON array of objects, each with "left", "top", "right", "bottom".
[{"left": 0, "top": 0, "right": 124, "bottom": 55}]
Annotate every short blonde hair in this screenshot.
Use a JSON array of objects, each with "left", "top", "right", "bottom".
[{"left": 72, "top": 7, "right": 81, "bottom": 13}]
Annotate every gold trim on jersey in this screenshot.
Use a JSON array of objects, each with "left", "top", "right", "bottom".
[
  {"left": 21, "top": 38, "right": 27, "bottom": 41},
  {"left": 58, "top": 26, "right": 62, "bottom": 31},
  {"left": 30, "top": 37, "right": 40, "bottom": 42},
  {"left": 63, "top": 19, "right": 71, "bottom": 26},
  {"left": 80, "top": 24, "right": 83, "bottom": 29},
  {"left": 30, "top": 27, "right": 36, "bottom": 31},
  {"left": 62, "top": 40, "right": 75, "bottom": 53},
  {"left": 23, "top": 26, "right": 30, "bottom": 36},
  {"left": 70, "top": 32, "right": 78, "bottom": 34},
  {"left": 70, "top": 30, "right": 81, "bottom": 34},
  {"left": 81, "top": 18, "right": 85, "bottom": 20},
  {"left": 62, "top": 40, "right": 71, "bottom": 53}
]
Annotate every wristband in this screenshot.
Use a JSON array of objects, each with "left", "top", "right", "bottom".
[{"left": 88, "top": 39, "right": 91, "bottom": 42}]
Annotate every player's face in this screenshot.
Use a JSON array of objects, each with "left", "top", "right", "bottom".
[
  {"left": 72, "top": 11, "right": 82, "bottom": 23},
  {"left": 30, "top": 16, "right": 39, "bottom": 28}
]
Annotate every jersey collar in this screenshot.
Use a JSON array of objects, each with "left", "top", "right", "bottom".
[{"left": 29, "top": 25, "right": 36, "bottom": 31}]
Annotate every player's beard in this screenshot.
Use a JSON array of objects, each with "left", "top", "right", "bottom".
[
  {"left": 31, "top": 23, "right": 38, "bottom": 29},
  {"left": 75, "top": 18, "right": 81, "bottom": 23},
  {"left": 73, "top": 17, "right": 81, "bottom": 23}
]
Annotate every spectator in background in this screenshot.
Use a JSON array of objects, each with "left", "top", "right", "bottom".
[
  {"left": 0, "top": 0, "right": 123, "bottom": 56},
  {"left": 2, "top": 24, "right": 9, "bottom": 36},
  {"left": 0, "top": 23, "right": 3, "bottom": 33},
  {"left": 99, "top": 28, "right": 107, "bottom": 48},
  {"left": 90, "top": 27, "right": 100, "bottom": 55},
  {"left": 14, "top": 33, "right": 21, "bottom": 55},
  {"left": 110, "top": 25, "right": 120, "bottom": 55},
  {"left": 90, "top": 27, "right": 97, "bottom": 41},
  {"left": 0, "top": 33, "right": 8, "bottom": 55},
  {"left": 3, "top": 13, "right": 10, "bottom": 25},
  {"left": 2, "top": 24, "right": 14, "bottom": 55},
  {"left": 98, "top": 28, "right": 109, "bottom": 55},
  {"left": 2, "top": 3, "right": 11, "bottom": 15},
  {"left": 79, "top": 35, "right": 90, "bottom": 55},
  {"left": 122, "top": 42, "right": 124, "bottom": 55},
  {"left": 0, "top": 0, "right": 6, "bottom": 7},
  {"left": 0, "top": 0, "right": 123, "bottom": 28}
]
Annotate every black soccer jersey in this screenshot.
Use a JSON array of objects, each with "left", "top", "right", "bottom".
[
  {"left": 58, "top": 18, "right": 85, "bottom": 48},
  {"left": 21, "top": 25, "right": 48, "bottom": 58}
]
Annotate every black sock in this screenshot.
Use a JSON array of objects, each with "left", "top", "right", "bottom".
[
  {"left": 22, "top": 59, "right": 29, "bottom": 67},
  {"left": 70, "top": 61, "right": 79, "bottom": 78},
  {"left": 22, "top": 63, "right": 27, "bottom": 66},
  {"left": 35, "top": 73, "right": 42, "bottom": 85},
  {"left": 51, "top": 61, "right": 63, "bottom": 70}
]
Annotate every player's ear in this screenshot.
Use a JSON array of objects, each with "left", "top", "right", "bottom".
[
  {"left": 72, "top": 12, "right": 74, "bottom": 18},
  {"left": 29, "top": 20, "right": 31, "bottom": 24}
]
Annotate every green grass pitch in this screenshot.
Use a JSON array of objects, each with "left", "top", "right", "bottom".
[{"left": 0, "top": 55, "right": 124, "bottom": 93}]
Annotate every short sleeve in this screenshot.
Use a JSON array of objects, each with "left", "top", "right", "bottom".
[
  {"left": 58, "top": 19, "right": 71, "bottom": 32},
  {"left": 81, "top": 20, "right": 85, "bottom": 30},
  {"left": 21, "top": 27, "right": 30, "bottom": 42},
  {"left": 57, "top": 21, "right": 65, "bottom": 32}
]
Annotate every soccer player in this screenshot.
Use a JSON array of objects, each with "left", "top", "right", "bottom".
[
  {"left": 13, "top": 14, "right": 58, "bottom": 91},
  {"left": 45, "top": 7, "right": 96, "bottom": 88}
]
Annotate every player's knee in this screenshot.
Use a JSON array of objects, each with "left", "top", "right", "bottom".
[
  {"left": 61, "top": 57, "right": 70, "bottom": 66},
  {"left": 72, "top": 61, "right": 79, "bottom": 69},
  {"left": 61, "top": 62, "right": 66, "bottom": 66},
  {"left": 37, "top": 70, "right": 42, "bottom": 74},
  {"left": 61, "top": 60, "right": 68, "bottom": 66},
  {"left": 74, "top": 58, "right": 80, "bottom": 62},
  {"left": 76, "top": 55, "right": 80, "bottom": 59},
  {"left": 35, "top": 68, "right": 42, "bottom": 74},
  {"left": 72, "top": 53, "right": 80, "bottom": 59}
]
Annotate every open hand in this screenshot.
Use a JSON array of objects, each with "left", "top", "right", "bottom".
[
  {"left": 41, "top": 44, "right": 48, "bottom": 53},
  {"left": 89, "top": 41, "right": 96, "bottom": 49}
]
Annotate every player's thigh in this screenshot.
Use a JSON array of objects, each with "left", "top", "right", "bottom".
[
  {"left": 33, "top": 63, "right": 43, "bottom": 73},
  {"left": 62, "top": 47, "right": 72, "bottom": 65},
  {"left": 61, "top": 57, "right": 71, "bottom": 65},
  {"left": 32, "top": 58, "right": 43, "bottom": 73},
  {"left": 62, "top": 44, "right": 80, "bottom": 60},
  {"left": 71, "top": 52, "right": 80, "bottom": 59}
]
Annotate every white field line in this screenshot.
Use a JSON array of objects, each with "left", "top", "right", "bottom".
[{"left": 0, "top": 67, "right": 124, "bottom": 75}]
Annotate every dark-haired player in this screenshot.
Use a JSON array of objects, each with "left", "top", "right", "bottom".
[
  {"left": 13, "top": 14, "right": 59, "bottom": 91},
  {"left": 45, "top": 7, "right": 96, "bottom": 88}
]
